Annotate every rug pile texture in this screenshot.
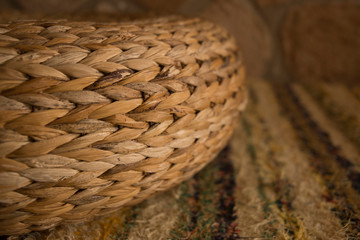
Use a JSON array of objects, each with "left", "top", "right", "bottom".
[{"left": 11, "top": 79, "right": 360, "bottom": 240}]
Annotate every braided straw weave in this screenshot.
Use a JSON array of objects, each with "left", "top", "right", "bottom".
[{"left": 0, "top": 17, "right": 247, "bottom": 235}]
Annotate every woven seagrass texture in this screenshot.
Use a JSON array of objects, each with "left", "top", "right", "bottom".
[{"left": 0, "top": 17, "right": 246, "bottom": 235}]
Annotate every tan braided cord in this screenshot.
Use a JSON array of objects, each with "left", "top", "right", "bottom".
[{"left": 0, "top": 16, "right": 247, "bottom": 235}]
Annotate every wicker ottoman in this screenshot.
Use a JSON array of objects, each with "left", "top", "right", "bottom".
[{"left": 0, "top": 16, "right": 247, "bottom": 235}]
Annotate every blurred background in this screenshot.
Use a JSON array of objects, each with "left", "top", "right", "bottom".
[{"left": 1, "top": 0, "right": 359, "bottom": 85}]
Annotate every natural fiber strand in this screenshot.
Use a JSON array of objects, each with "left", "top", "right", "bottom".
[
  {"left": 252, "top": 81, "right": 346, "bottom": 239},
  {"left": 0, "top": 16, "right": 246, "bottom": 235}
]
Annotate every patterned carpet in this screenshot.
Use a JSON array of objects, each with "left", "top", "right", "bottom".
[{"left": 10, "top": 79, "right": 360, "bottom": 240}]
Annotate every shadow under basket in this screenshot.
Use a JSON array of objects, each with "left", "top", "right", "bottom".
[{"left": 0, "top": 16, "right": 247, "bottom": 236}]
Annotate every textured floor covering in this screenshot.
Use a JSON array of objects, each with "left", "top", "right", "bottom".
[{"left": 10, "top": 79, "right": 360, "bottom": 240}]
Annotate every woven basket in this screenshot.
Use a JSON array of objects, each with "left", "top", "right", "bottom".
[{"left": 0, "top": 17, "right": 247, "bottom": 235}]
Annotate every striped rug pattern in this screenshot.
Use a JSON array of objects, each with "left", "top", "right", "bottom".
[{"left": 11, "top": 80, "right": 360, "bottom": 240}]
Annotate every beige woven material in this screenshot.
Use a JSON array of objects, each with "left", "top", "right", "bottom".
[{"left": 0, "top": 17, "right": 246, "bottom": 235}]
